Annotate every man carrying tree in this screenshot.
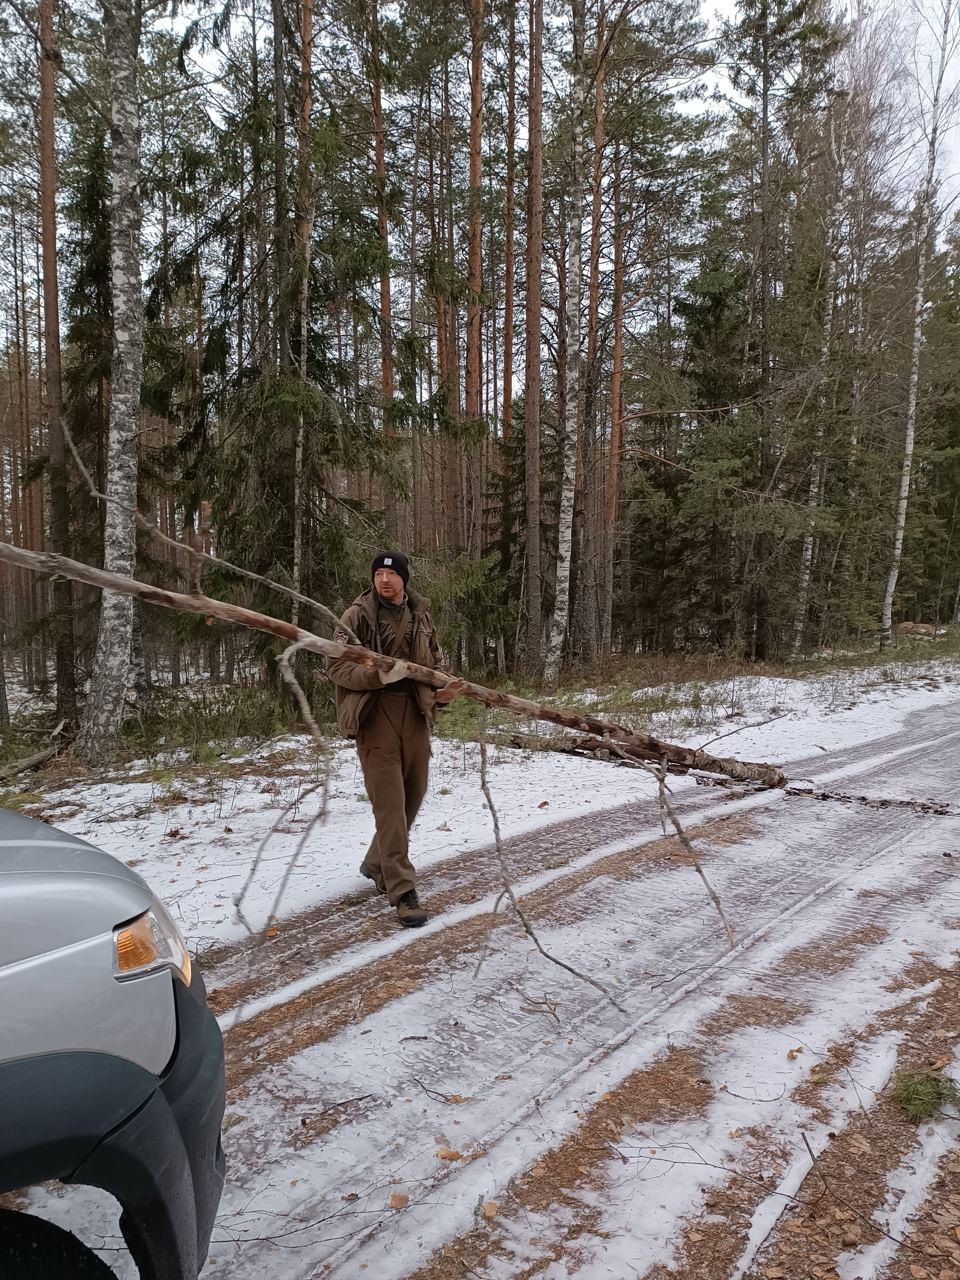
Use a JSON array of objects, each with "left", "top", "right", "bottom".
[{"left": 326, "top": 552, "right": 464, "bottom": 928}]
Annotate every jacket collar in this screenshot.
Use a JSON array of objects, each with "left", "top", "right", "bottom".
[{"left": 353, "top": 584, "right": 428, "bottom": 623}]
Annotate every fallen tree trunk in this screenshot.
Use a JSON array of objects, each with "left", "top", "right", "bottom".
[
  {"left": 0, "top": 745, "right": 60, "bottom": 782},
  {"left": 0, "top": 543, "right": 785, "bottom": 787},
  {"left": 510, "top": 732, "right": 692, "bottom": 773}
]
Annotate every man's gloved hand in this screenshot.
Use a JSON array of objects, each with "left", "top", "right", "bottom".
[{"left": 378, "top": 660, "right": 410, "bottom": 685}]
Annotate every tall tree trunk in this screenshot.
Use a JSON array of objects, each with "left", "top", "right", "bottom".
[
  {"left": 601, "top": 143, "right": 624, "bottom": 658},
  {"left": 544, "top": 0, "right": 586, "bottom": 685},
  {"left": 370, "top": 0, "right": 396, "bottom": 537},
  {"left": 408, "top": 91, "right": 424, "bottom": 547},
  {"left": 272, "top": 0, "right": 291, "bottom": 370},
  {"left": 464, "top": 0, "right": 485, "bottom": 561},
  {"left": 465, "top": 0, "right": 484, "bottom": 424},
  {"left": 754, "top": 0, "right": 773, "bottom": 661},
  {"left": 14, "top": 208, "right": 36, "bottom": 690},
  {"left": 251, "top": 0, "right": 271, "bottom": 372},
  {"left": 0, "top": 607, "right": 8, "bottom": 732},
  {"left": 292, "top": 0, "right": 314, "bottom": 625},
  {"left": 78, "top": 0, "right": 143, "bottom": 765},
  {"left": 574, "top": 0, "right": 606, "bottom": 666},
  {"left": 880, "top": 0, "right": 955, "bottom": 647},
  {"left": 502, "top": 0, "right": 516, "bottom": 447},
  {"left": 524, "top": 0, "right": 544, "bottom": 676},
  {"left": 38, "top": 0, "right": 77, "bottom": 723}
]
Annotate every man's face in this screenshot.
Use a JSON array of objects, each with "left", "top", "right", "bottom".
[{"left": 374, "top": 567, "right": 405, "bottom": 602}]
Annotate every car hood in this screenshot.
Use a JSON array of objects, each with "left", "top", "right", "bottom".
[{"left": 0, "top": 809, "right": 154, "bottom": 967}]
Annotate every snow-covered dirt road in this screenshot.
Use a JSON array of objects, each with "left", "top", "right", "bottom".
[{"left": 17, "top": 674, "right": 960, "bottom": 1279}]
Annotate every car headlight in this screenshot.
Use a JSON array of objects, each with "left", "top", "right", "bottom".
[{"left": 113, "top": 901, "right": 193, "bottom": 986}]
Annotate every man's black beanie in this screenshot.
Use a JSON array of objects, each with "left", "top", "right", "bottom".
[{"left": 371, "top": 550, "right": 410, "bottom": 587}]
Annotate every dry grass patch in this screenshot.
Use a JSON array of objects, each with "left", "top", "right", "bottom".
[
  {"left": 701, "top": 994, "right": 808, "bottom": 1039},
  {"left": 782, "top": 923, "right": 888, "bottom": 977}
]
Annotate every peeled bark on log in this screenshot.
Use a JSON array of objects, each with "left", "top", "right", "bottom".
[{"left": 0, "top": 542, "right": 786, "bottom": 788}]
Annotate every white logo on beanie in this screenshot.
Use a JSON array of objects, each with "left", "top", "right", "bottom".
[{"left": 383, "top": 557, "right": 393, "bottom": 566}]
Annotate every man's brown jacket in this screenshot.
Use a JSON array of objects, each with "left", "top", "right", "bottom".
[{"left": 326, "top": 586, "right": 442, "bottom": 737}]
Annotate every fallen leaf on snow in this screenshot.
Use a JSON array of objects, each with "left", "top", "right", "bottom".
[
  {"left": 388, "top": 1192, "right": 409, "bottom": 1210},
  {"left": 481, "top": 1202, "right": 497, "bottom": 1220},
  {"left": 786, "top": 1047, "right": 804, "bottom": 1061},
  {"left": 437, "top": 1148, "right": 463, "bottom": 1161},
  {"left": 537, "top": 801, "right": 550, "bottom": 809}
]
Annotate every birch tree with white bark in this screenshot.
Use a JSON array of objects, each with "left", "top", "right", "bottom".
[
  {"left": 880, "top": 0, "right": 960, "bottom": 648},
  {"left": 77, "top": 0, "right": 144, "bottom": 764},
  {"left": 544, "top": 0, "right": 587, "bottom": 686}
]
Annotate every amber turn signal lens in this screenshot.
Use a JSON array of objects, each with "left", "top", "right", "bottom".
[
  {"left": 115, "top": 915, "right": 160, "bottom": 972},
  {"left": 113, "top": 904, "right": 192, "bottom": 985}
]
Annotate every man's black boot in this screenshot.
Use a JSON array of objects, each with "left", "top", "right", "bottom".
[{"left": 396, "top": 890, "right": 428, "bottom": 928}]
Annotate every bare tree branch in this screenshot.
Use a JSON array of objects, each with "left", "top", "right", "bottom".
[
  {"left": 231, "top": 638, "right": 333, "bottom": 944},
  {"left": 602, "top": 738, "right": 737, "bottom": 949}
]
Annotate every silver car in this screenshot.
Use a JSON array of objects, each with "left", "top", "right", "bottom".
[{"left": 0, "top": 809, "right": 225, "bottom": 1278}]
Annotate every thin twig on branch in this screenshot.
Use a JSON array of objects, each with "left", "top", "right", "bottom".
[
  {"left": 232, "top": 642, "right": 333, "bottom": 943},
  {"left": 478, "top": 715, "right": 627, "bottom": 1013},
  {"left": 653, "top": 761, "right": 736, "bottom": 948},
  {"left": 0, "top": 542, "right": 785, "bottom": 789},
  {"left": 602, "top": 738, "right": 736, "bottom": 949}
]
